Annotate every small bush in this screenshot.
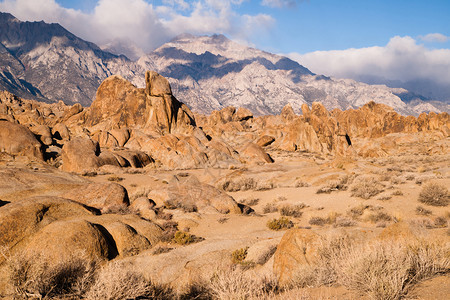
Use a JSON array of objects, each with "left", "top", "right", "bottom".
[
  {"left": 309, "top": 216, "right": 327, "bottom": 226},
  {"left": 85, "top": 261, "right": 170, "bottom": 300},
  {"left": 368, "top": 211, "right": 392, "bottom": 223},
  {"left": 172, "top": 231, "right": 200, "bottom": 245},
  {"left": 350, "top": 176, "right": 384, "bottom": 199},
  {"left": 262, "top": 203, "right": 278, "bottom": 214},
  {"left": 217, "top": 217, "right": 228, "bottom": 224},
  {"left": 231, "top": 247, "right": 248, "bottom": 264},
  {"left": 107, "top": 175, "right": 124, "bottom": 182},
  {"left": 418, "top": 183, "right": 449, "bottom": 206},
  {"left": 334, "top": 217, "right": 357, "bottom": 227},
  {"left": 415, "top": 206, "right": 432, "bottom": 216},
  {"left": 434, "top": 217, "right": 448, "bottom": 228},
  {"left": 347, "top": 204, "right": 370, "bottom": 219},
  {"left": 5, "top": 251, "right": 96, "bottom": 299},
  {"left": 392, "top": 190, "right": 404, "bottom": 196},
  {"left": 267, "top": 217, "right": 293, "bottom": 231},
  {"left": 152, "top": 245, "right": 172, "bottom": 255},
  {"left": 240, "top": 197, "right": 259, "bottom": 206},
  {"left": 316, "top": 175, "right": 349, "bottom": 194},
  {"left": 279, "top": 204, "right": 305, "bottom": 218}
]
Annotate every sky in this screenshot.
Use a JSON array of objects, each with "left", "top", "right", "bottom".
[{"left": 0, "top": 0, "right": 449, "bottom": 98}]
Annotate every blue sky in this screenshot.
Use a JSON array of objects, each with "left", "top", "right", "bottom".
[
  {"left": 0, "top": 0, "right": 449, "bottom": 98},
  {"left": 50, "top": 0, "right": 450, "bottom": 54}
]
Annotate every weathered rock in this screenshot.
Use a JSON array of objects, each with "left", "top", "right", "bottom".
[
  {"left": 29, "top": 124, "right": 53, "bottom": 146},
  {"left": 240, "top": 142, "right": 274, "bottom": 163},
  {"left": 0, "top": 120, "right": 43, "bottom": 160},
  {"left": 273, "top": 229, "right": 321, "bottom": 286},
  {"left": 0, "top": 196, "right": 97, "bottom": 259},
  {"left": 64, "top": 182, "right": 129, "bottom": 212},
  {"left": 148, "top": 175, "right": 241, "bottom": 214},
  {"left": 25, "top": 219, "right": 111, "bottom": 260},
  {"left": 61, "top": 137, "right": 105, "bottom": 173},
  {"left": 84, "top": 72, "right": 195, "bottom": 135}
]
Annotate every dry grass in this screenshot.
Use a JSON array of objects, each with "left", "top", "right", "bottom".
[
  {"left": 240, "top": 197, "right": 260, "bottom": 206},
  {"left": 172, "top": 231, "right": 202, "bottom": 245},
  {"left": 291, "top": 234, "right": 450, "bottom": 300},
  {"left": 279, "top": 204, "right": 305, "bottom": 218},
  {"left": 418, "top": 183, "right": 449, "bottom": 206},
  {"left": 308, "top": 216, "right": 328, "bottom": 226},
  {"left": 209, "top": 267, "right": 277, "bottom": 300},
  {"left": 316, "top": 175, "right": 350, "bottom": 194},
  {"left": 85, "top": 260, "right": 170, "bottom": 300},
  {"left": 415, "top": 206, "right": 432, "bottom": 216},
  {"left": 367, "top": 211, "right": 393, "bottom": 223},
  {"left": 107, "top": 175, "right": 124, "bottom": 182},
  {"left": 152, "top": 245, "right": 173, "bottom": 255},
  {"left": 231, "top": 247, "right": 249, "bottom": 264},
  {"left": 350, "top": 176, "right": 384, "bottom": 199},
  {"left": 4, "top": 250, "right": 97, "bottom": 299},
  {"left": 263, "top": 202, "right": 278, "bottom": 214},
  {"left": 267, "top": 217, "right": 294, "bottom": 231}
]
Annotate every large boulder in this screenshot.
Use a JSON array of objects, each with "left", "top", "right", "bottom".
[
  {"left": 64, "top": 182, "right": 130, "bottom": 212},
  {"left": 61, "top": 137, "right": 106, "bottom": 173},
  {"left": 0, "top": 120, "right": 43, "bottom": 160},
  {"left": 148, "top": 174, "right": 241, "bottom": 214},
  {"left": 273, "top": 229, "right": 321, "bottom": 286},
  {"left": 84, "top": 71, "right": 196, "bottom": 135}
]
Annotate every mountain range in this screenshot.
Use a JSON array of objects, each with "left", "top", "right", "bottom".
[{"left": 0, "top": 12, "right": 448, "bottom": 116}]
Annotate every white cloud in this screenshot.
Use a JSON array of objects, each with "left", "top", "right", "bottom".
[
  {"left": 289, "top": 36, "right": 450, "bottom": 87},
  {"left": 0, "top": 0, "right": 274, "bottom": 53},
  {"left": 419, "top": 33, "right": 449, "bottom": 43}
]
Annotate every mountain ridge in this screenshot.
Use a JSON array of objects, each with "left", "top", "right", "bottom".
[{"left": 0, "top": 12, "right": 448, "bottom": 116}]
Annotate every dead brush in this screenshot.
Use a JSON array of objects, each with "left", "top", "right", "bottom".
[
  {"left": 279, "top": 204, "right": 306, "bottom": 218},
  {"left": 418, "top": 182, "right": 449, "bottom": 206},
  {"left": 209, "top": 267, "right": 278, "bottom": 300},
  {"left": 316, "top": 175, "right": 350, "bottom": 194},
  {"left": 85, "top": 260, "right": 171, "bottom": 300},
  {"left": 4, "top": 250, "right": 97, "bottom": 299},
  {"left": 291, "top": 234, "right": 450, "bottom": 300},
  {"left": 350, "top": 175, "right": 384, "bottom": 199}
]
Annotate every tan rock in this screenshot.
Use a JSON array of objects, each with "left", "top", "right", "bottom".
[
  {"left": 273, "top": 229, "right": 321, "bottom": 286},
  {"left": 240, "top": 142, "right": 274, "bottom": 164},
  {"left": 64, "top": 182, "right": 129, "bottom": 212},
  {"left": 0, "top": 120, "right": 43, "bottom": 160}
]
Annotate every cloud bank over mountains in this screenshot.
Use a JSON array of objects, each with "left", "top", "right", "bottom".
[
  {"left": 0, "top": 0, "right": 449, "bottom": 101},
  {"left": 0, "top": 0, "right": 274, "bottom": 52},
  {"left": 289, "top": 35, "right": 450, "bottom": 101}
]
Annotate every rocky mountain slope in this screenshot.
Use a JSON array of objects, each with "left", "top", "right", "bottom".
[{"left": 0, "top": 12, "right": 448, "bottom": 115}]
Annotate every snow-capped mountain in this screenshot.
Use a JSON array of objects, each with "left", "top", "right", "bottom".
[{"left": 0, "top": 12, "right": 447, "bottom": 115}]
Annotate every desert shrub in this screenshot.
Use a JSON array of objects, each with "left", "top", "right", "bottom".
[
  {"left": 231, "top": 247, "right": 249, "bottom": 264},
  {"left": 219, "top": 177, "right": 275, "bottom": 192},
  {"left": 391, "top": 190, "right": 403, "bottom": 196},
  {"left": 159, "top": 221, "right": 178, "bottom": 242},
  {"left": 262, "top": 202, "right": 278, "bottom": 214},
  {"left": 316, "top": 175, "right": 350, "bottom": 194},
  {"left": 377, "top": 195, "right": 392, "bottom": 201},
  {"left": 347, "top": 204, "right": 370, "bottom": 219},
  {"left": 409, "top": 218, "right": 434, "bottom": 229},
  {"left": 85, "top": 261, "right": 170, "bottom": 300},
  {"left": 5, "top": 251, "right": 96, "bottom": 299},
  {"left": 418, "top": 183, "right": 449, "bottom": 206},
  {"left": 107, "top": 175, "right": 124, "bottom": 182},
  {"left": 434, "top": 217, "right": 448, "bottom": 228},
  {"left": 164, "top": 199, "right": 198, "bottom": 213},
  {"left": 333, "top": 217, "right": 356, "bottom": 227},
  {"left": 279, "top": 204, "right": 305, "bottom": 218},
  {"left": 291, "top": 234, "right": 450, "bottom": 300},
  {"left": 240, "top": 197, "right": 260, "bottom": 206},
  {"left": 209, "top": 267, "right": 277, "bottom": 300},
  {"left": 267, "top": 217, "right": 293, "bottom": 231},
  {"left": 308, "top": 216, "right": 327, "bottom": 226},
  {"left": 152, "top": 245, "right": 172, "bottom": 255},
  {"left": 217, "top": 217, "right": 228, "bottom": 224},
  {"left": 103, "top": 205, "right": 139, "bottom": 216},
  {"left": 367, "top": 211, "right": 393, "bottom": 223},
  {"left": 294, "top": 180, "right": 310, "bottom": 187},
  {"left": 415, "top": 206, "right": 432, "bottom": 216},
  {"left": 255, "top": 245, "right": 278, "bottom": 265},
  {"left": 172, "top": 231, "right": 200, "bottom": 245},
  {"left": 350, "top": 176, "right": 384, "bottom": 199},
  {"left": 156, "top": 208, "right": 173, "bottom": 220}
]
